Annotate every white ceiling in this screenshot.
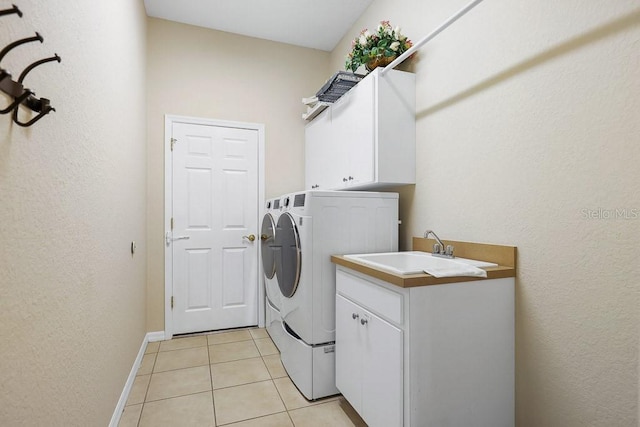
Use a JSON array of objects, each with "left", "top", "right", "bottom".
[{"left": 143, "top": 0, "right": 373, "bottom": 52}]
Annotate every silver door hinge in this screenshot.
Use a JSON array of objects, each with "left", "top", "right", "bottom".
[
  {"left": 171, "top": 296, "right": 174, "bottom": 309},
  {"left": 170, "top": 138, "right": 177, "bottom": 151}
]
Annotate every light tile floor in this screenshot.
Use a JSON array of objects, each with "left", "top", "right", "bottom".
[{"left": 119, "top": 327, "right": 367, "bottom": 427}]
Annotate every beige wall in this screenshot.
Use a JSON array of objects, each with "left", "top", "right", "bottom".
[
  {"left": 330, "top": 0, "right": 639, "bottom": 425},
  {"left": 0, "top": 1, "right": 635, "bottom": 424},
  {"left": 145, "top": 18, "right": 330, "bottom": 331},
  {"left": 0, "top": 0, "right": 147, "bottom": 425}
]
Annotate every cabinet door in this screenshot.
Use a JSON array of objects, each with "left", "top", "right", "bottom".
[
  {"left": 331, "top": 78, "right": 375, "bottom": 188},
  {"left": 362, "top": 309, "right": 403, "bottom": 427},
  {"left": 304, "top": 109, "right": 331, "bottom": 190},
  {"left": 346, "top": 75, "right": 376, "bottom": 187},
  {"left": 335, "top": 294, "right": 363, "bottom": 412}
]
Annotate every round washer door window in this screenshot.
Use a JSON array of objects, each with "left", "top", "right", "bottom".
[
  {"left": 260, "top": 214, "right": 276, "bottom": 280},
  {"left": 275, "top": 213, "right": 301, "bottom": 298}
]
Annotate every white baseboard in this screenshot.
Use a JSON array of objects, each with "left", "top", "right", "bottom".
[
  {"left": 109, "top": 331, "right": 165, "bottom": 427},
  {"left": 147, "top": 330, "right": 166, "bottom": 342}
]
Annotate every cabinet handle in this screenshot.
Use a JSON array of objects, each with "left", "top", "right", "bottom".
[
  {"left": 343, "top": 177, "right": 348, "bottom": 182},
  {"left": 352, "top": 313, "right": 359, "bottom": 320},
  {"left": 360, "top": 318, "right": 368, "bottom": 326},
  {"left": 348, "top": 176, "right": 354, "bottom": 180}
]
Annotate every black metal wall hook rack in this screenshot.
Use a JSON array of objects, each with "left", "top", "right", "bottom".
[
  {"left": 0, "top": 4, "right": 62, "bottom": 127},
  {"left": 0, "top": 4, "right": 22, "bottom": 17}
]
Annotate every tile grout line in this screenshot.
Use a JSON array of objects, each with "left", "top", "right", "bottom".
[
  {"left": 142, "top": 390, "right": 216, "bottom": 405},
  {"left": 216, "top": 411, "right": 291, "bottom": 427},
  {"left": 150, "top": 361, "right": 211, "bottom": 375},
  {"left": 137, "top": 349, "right": 158, "bottom": 425},
  {"left": 140, "top": 340, "right": 212, "bottom": 424},
  {"left": 207, "top": 338, "right": 217, "bottom": 426},
  {"left": 135, "top": 329, "right": 289, "bottom": 427},
  {"left": 134, "top": 348, "right": 158, "bottom": 427},
  {"left": 271, "top": 373, "right": 290, "bottom": 413},
  {"left": 157, "top": 344, "right": 209, "bottom": 353},
  {"left": 214, "top": 331, "right": 270, "bottom": 426},
  {"left": 257, "top": 333, "right": 292, "bottom": 426},
  {"left": 260, "top": 334, "right": 293, "bottom": 423}
]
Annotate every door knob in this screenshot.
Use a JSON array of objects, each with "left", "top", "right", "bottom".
[{"left": 243, "top": 234, "right": 256, "bottom": 242}]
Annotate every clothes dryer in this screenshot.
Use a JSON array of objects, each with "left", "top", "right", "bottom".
[
  {"left": 274, "top": 190, "right": 399, "bottom": 400},
  {"left": 261, "top": 197, "right": 285, "bottom": 351}
]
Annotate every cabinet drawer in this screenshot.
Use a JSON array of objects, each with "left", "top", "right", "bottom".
[{"left": 336, "top": 269, "right": 403, "bottom": 325}]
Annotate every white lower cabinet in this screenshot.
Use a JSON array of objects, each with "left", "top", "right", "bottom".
[
  {"left": 336, "top": 294, "right": 403, "bottom": 427},
  {"left": 335, "top": 267, "right": 515, "bottom": 427}
]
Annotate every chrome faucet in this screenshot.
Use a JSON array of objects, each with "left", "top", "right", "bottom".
[{"left": 424, "top": 230, "right": 455, "bottom": 258}]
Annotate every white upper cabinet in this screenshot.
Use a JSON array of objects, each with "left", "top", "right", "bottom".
[
  {"left": 330, "top": 74, "right": 375, "bottom": 188},
  {"left": 304, "top": 108, "right": 335, "bottom": 190},
  {"left": 305, "top": 68, "right": 415, "bottom": 191}
]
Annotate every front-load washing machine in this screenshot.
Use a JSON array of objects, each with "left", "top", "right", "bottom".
[
  {"left": 274, "top": 190, "right": 399, "bottom": 400},
  {"left": 261, "top": 197, "right": 285, "bottom": 351}
]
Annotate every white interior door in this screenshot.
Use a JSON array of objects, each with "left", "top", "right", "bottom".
[{"left": 169, "top": 121, "right": 259, "bottom": 335}]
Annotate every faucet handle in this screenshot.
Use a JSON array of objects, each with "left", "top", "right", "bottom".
[
  {"left": 445, "top": 245, "right": 455, "bottom": 257},
  {"left": 433, "top": 243, "right": 442, "bottom": 254}
]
